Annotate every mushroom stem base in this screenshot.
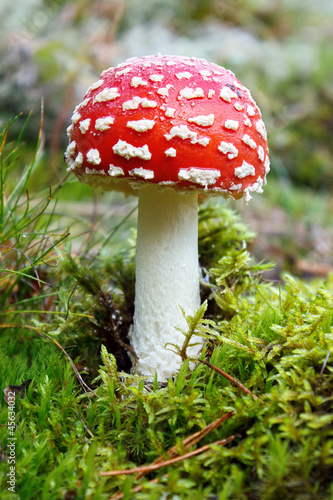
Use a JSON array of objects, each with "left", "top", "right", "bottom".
[{"left": 131, "top": 185, "right": 201, "bottom": 381}]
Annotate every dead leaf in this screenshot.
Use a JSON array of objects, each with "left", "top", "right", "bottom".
[{"left": 3, "top": 379, "right": 32, "bottom": 403}]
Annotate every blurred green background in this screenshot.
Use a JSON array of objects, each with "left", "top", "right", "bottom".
[{"left": 1, "top": 0, "right": 332, "bottom": 189}]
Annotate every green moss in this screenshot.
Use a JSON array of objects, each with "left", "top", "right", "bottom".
[{"left": 1, "top": 120, "right": 333, "bottom": 499}]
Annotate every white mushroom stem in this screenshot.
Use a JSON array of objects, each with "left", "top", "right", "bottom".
[{"left": 131, "top": 185, "right": 201, "bottom": 381}]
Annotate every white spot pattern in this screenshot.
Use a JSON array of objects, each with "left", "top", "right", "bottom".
[
  {"left": 218, "top": 141, "right": 238, "bottom": 159},
  {"left": 115, "top": 67, "right": 132, "bottom": 77},
  {"left": 123, "top": 96, "right": 157, "bottom": 110},
  {"left": 71, "top": 111, "right": 81, "bottom": 123},
  {"left": 165, "top": 147, "right": 176, "bottom": 157},
  {"left": 165, "top": 107, "right": 176, "bottom": 118},
  {"left": 157, "top": 85, "right": 173, "bottom": 97},
  {"left": 264, "top": 156, "right": 270, "bottom": 174},
  {"left": 234, "top": 102, "right": 244, "bottom": 111},
  {"left": 129, "top": 167, "right": 154, "bottom": 179},
  {"left": 126, "top": 119, "right": 155, "bottom": 132},
  {"left": 149, "top": 74, "right": 164, "bottom": 82},
  {"left": 247, "top": 105, "right": 255, "bottom": 116},
  {"left": 165, "top": 125, "right": 197, "bottom": 144},
  {"left": 188, "top": 114, "right": 214, "bottom": 127},
  {"left": 131, "top": 77, "right": 148, "bottom": 87},
  {"left": 90, "top": 80, "right": 104, "bottom": 90},
  {"left": 178, "top": 168, "right": 220, "bottom": 186},
  {"left": 66, "top": 141, "right": 76, "bottom": 157},
  {"left": 87, "top": 149, "right": 101, "bottom": 165},
  {"left": 175, "top": 72, "right": 193, "bottom": 80},
  {"left": 79, "top": 119, "right": 91, "bottom": 134},
  {"left": 197, "top": 137, "right": 210, "bottom": 147},
  {"left": 242, "top": 134, "right": 257, "bottom": 149},
  {"left": 200, "top": 70, "right": 212, "bottom": 77},
  {"left": 95, "top": 117, "right": 115, "bottom": 131},
  {"left": 75, "top": 152, "right": 83, "bottom": 166},
  {"left": 235, "top": 160, "right": 255, "bottom": 178},
  {"left": 80, "top": 98, "right": 90, "bottom": 108},
  {"left": 108, "top": 165, "right": 124, "bottom": 177},
  {"left": 178, "top": 87, "right": 204, "bottom": 99},
  {"left": 94, "top": 88, "right": 120, "bottom": 103},
  {"left": 257, "top": 146, "right": 265, "bottom": 162},
  {"left": 113, "top": 140, "right": 151, "bottom": 161},
  {"left": 256, "top": 120, "right": 267, "bottom": 140},
  {"left": 224, "top": 120, "right": 239, "bottom": 131},
  {"left": 219, "top": 86, "right": 238, "bottom": 102}
]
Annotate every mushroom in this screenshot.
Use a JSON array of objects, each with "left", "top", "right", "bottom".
[{"left": 65, "top": 54, "right": 270, "bottom": 381}]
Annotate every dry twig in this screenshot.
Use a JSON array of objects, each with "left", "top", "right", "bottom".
[
  {"left": 105, "top": 411, "right": 236, "bottom": 500},
  {"left": 101, "top": 435, "right": 237, "bottom": 478},
  {"left": 199, "top": 359, "right": 261, "bottom": 400}
]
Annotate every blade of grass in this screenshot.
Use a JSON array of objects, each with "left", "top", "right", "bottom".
[
  {"left": 6, "top": 109, "right": 43, "bottom": 215},
  {"left": 0, "top": 268, "right": 53, "bottom": 288},
  {"left": 0, "top": 290, "right": 62, "bottom": 312},
  {"left": 96, "top": 204, "right": 137, "bottom": 256},
  {"left": 3, "top": 189, "right": 52, "bottom": 242},
  {"left": 0, "top": 244, "right": 41, "bottom": 285},
  {"left": 0, "top": 310, "right": 94, "bottom": 318}
]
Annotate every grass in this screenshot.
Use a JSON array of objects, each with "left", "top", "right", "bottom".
[{"left": 1, "top": 119, "right": 333, "bottom": 499}]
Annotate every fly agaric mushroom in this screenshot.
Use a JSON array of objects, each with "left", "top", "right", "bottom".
[{"left": 65, "top": 54, "right": 270, "bottom": 381}]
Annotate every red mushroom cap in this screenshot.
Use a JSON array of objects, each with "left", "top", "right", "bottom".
[{"left": 65, "top": 54, "right": 269, "bottom": 201}]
